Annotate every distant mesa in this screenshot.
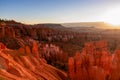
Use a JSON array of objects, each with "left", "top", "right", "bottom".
[{"left": 62, "top": 22, "right": 114, "bottom": 29}]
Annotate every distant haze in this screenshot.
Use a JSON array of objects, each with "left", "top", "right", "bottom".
[{"left": 62, "top": 22, "right": 113, "bottom": 29}]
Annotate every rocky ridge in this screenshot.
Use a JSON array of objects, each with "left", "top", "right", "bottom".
[
  {"left": 68, "top": 41, "right": 120, "bottom": 80},
  {"left": 0, "top": 43, "right": 67, "bottom": 80}
]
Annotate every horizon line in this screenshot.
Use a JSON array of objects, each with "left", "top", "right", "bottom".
[{"left": 0, "top": 18, "right": 107, "bottom": 25}]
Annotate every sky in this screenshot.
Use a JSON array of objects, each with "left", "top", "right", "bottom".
[{"left": 0, "top": 0, "right": 120, "bottom": 24}]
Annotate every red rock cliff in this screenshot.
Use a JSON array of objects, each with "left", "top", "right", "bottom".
[
  {"left": 0, "top": 43, "right": 67, "bottom": 80},
  {"left": 68, "top": 41, "right": 116, "bottom": 80}
]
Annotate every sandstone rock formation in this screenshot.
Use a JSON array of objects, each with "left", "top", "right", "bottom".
[
  {"left": 68, "top": 41, "right": 119, "bottom": 80},
  {"left": 110, "top": 48, "right": 120, "bottom": 80},
  {"left": 0, "top": 43, "right": 67, "bottom": 80},
  {"left": 39, "top": 43, "right": 68, "bottom": 70},
  {"left": 32, "top": 41, "right": 39, "bottom": 59},
  {"left": 5, "top": 27, "right": 15, "bottom": 38},
  {"left": 0, "top": 22, "right": 6, "bottom": 37}
]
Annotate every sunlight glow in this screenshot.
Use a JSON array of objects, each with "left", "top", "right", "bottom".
[{"left": 103, "top": 6, "right": 120, "bottom": 26}]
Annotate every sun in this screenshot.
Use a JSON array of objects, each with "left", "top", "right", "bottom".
[{"left": 103, "top": 6, "right": 120, "bottom": 26}]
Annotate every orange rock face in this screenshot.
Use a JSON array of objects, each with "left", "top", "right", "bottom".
[
  {"left": 68, "top": 57, "right": 75, "bottom": 80},
  {"left": 0, "top": 43, "right": 6, "bottom": 50},
  {"left": 110, "top": 48, "right": 120, "bottom": 80},
  {"left": 0, "top": 43, "right": 67, "bottom": 80},
  {"left": 68, "top": 40, "right": 116, "bottom": 80},
  {"left": 25, "top": 46, "right": 31, "bottom": 54},
  {"left": 32, "top": 41, "right": 39, "bottom": 59}
]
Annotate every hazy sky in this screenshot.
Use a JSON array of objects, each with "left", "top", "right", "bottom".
[{"left": 0, "top": 0, "right": 120, "bottom": 24}]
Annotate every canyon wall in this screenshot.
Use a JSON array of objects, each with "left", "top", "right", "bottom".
[
  {"left": 0, "top": 43, "right": 67, "bottom": 80},
  {"left": 68, "top": 41, "right": 120, "bottom": 80}
]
